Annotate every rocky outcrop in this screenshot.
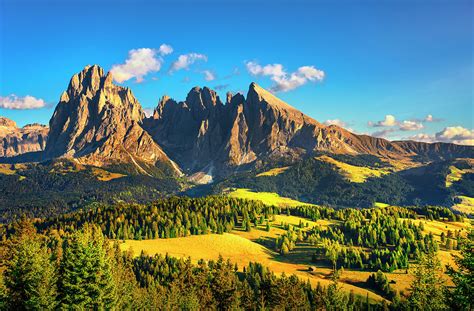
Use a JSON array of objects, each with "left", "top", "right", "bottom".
[
  {"left": 144, "top": 87, "right": 232, "bottom": 174},
  {"left": 0, "top": 117, "right": 48, "bottom": 157},
  {"left": 145, "top": 82, "right": 474, "bottom": 180},
  {"left": 44, "top": 65, "right": 181, "bottom": 175}
]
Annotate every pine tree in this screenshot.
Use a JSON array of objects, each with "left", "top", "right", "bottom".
[
  {"left": 407, "top": 250, "right": 447, "bottom": 310},
  {"left": 58, "top": 224, "right": 116, "bottom": 309},
  {"left": 446, "top": 230, "right": 474, "bottom": 310},
  {"left": 3, "top": 218, "right": 57, "bottom": 310}
]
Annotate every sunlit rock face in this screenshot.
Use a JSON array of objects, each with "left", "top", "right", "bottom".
[
  {"left": 145, "top": 82, "right": 474, "bottom": 179},
  {"left": 44, "top": 65, "right": 181, "bottom": 175},
  {"left": 0, "top": 117, "right": 48, "bottom": 157}
]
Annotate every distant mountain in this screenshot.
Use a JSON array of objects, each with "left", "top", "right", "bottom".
[
  {"left": 144, "top": 82, "right": 473, "bottom": 182},
  {"left": 44, "top": 65, "right": 181, "bottom": 176},
  {"left": 0, "top": 117, "right": 48, "bottom": 157}
]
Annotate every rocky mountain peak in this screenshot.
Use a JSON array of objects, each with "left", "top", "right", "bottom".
[
  {"left": 153, "top": 95, "right": 177, "bottom": 120},
  {"left": 0, "top": 117, "right": 17, "bottom": 128},
  {"left": 246, "top": 82, "right": 306, "bottom": 115},
  {"left": 44, "top": 65, "right": 180, "bottom": 175}
]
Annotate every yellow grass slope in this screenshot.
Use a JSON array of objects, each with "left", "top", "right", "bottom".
[
  {"left": 91, "top": 167, "right": 126, "bottom": 181},
  {"left": 445, "top": 165, "right": 474, "bottom": 187},
  {"left": 256, "top": 166, "right": 290, "bottom": 177},
  {"left": 452, "top": 196, "right": 474, "bottom": 215},
  {"left": 0, "top": 164, "right": 16, "bottom": 175},
  {"left": 316, "top": 155, "right": 390, "bottom": 183},
  {"left": 120, "top": 233, "right": 386, "bottom": 302},
  {"left": 226, "top": 188, "right": 313, "bottom": 207}
]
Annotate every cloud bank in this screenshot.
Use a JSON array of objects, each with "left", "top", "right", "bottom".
[
  {"left": 408, "top": 126, "right": 474, "bottom": 145},
  {"left": 170, "top": 53, "right": 208, "bottom": 72},
  {"left": 245, "top": 61, "right": 325, "bottom": 92},
  {"left": 111, "top": 44, "right": 173, "bottom": 83},
  {"left": 0, "top": 95, "right": 47, "bottom": 109}
]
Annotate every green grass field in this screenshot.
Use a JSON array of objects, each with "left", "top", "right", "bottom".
[{"left": 226, "top": 188, "right": 314, "bottom": 207}]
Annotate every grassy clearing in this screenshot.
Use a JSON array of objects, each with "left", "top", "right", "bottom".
[
  {"left": 452, "top": 196, "right": 474, "bottom": 215},
  {"left": 119, "top": 233, "right": 386, "bottom": 302},
  {"left": 316, "top": 155, "right": 390, "bottom": 183},
  {"left": 226, "top": 188, "right": 313, "bottom": 207},
  {"left": 272, "top": 214, "right": 337, "bottom": 230},
  {"left": 399, "top": 218, "right": 472, "bottom": 241},
  {"left": 0, "top": 164, "right": 16, "bottom": 175},
  {"left": 118, "top": 214, "right": 471, "bottom": 302},
  {"left": 91, "top": 167, "right": 126, "bottom": 181},
  {"left": 256, "top": 166, "right": 290, "bottom": 177},
  {"left": 374, "top": 202, "right": 390, "bottom": 208},
  {"left": 446, "top": 165, "right": 474, "bottom": 187}
]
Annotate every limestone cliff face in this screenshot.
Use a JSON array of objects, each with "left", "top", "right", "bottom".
[
  {"left": 144, "top": 86, "right": 232, "bottom": 173},
  {"left": 44, "top": 65, "right": 180, "bottom": 175},
  {"left": 145, "top": 82, "right": 474, "bottom": 179},
  {"left": 0, "top": 117, "right": 48, "bottom": 157}
]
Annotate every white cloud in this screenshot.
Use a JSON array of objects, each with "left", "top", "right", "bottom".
[
  {"left": 324, "top": 119, "right": 347, "bottom": 127},
  {"left": 245, "top": 61, "right": 324, "bottom": 92},
  {"left": 111, "top": 48, "right": 167, "bottom": 83},
  {"left": 399, "top": 120, "right": 424, "bottom": 131},
  {"left": 297, "top": 66, "right": 325, "bottom": 81},
  {"left": 203, "top": 70, "right": 216, "bottom": 81},
  {"left": 406, "top": 126, "right": 474, "bottom": 145},
  {"left": 170, "top": 53, "right": 207, "bottom": 72},
  {"left": 0, "top": 95, "right": 46, "bottom": 109},
  {"left": 369, "top": 115, "right": 397, "bottom": 127},
  {"left": 435, "top": 126, "right": 474, "bottom": 145},
  {"left": 158, "top": 44, "right": 173, "bottom": 56},
  {"left": 246, "top": 62, "right": 286, "bottom": 77}
]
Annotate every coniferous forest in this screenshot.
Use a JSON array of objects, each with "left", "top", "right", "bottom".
[{"left": 0, "top": 196, "right": 472, "bottom": 310}]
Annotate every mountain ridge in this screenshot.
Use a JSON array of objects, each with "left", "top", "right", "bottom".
[{"left": 1, "top": 65, "right": 473, "bottom": 181}]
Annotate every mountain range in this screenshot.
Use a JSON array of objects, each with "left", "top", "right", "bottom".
[{"left": 1, "top": 65, "right": 472, "bottom": 182}]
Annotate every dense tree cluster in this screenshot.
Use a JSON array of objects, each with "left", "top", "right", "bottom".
[
  {"left": 1, "top": 218, "right": 383, "bottom": 310},
  {"left": 29, "top": 197, "right": 275, "bottom": 240},
  {"left": 0, "top": 162, "right": 180, "bottom": 223},
  {"left": 366, "top": 270, "right": 396, "bottom": 300}
]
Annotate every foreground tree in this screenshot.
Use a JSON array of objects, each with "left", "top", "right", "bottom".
[
  {"left": 446, "top": 230, "right": 473, "bottom": 310},
  {"left": 58, "top": 224, "right": 116, "bottom": 309},
  {"left": 3, "top": 218, "right": 57, "bottom": 310},
  {"left": 407, "top": 250, "right": 447, "bottom": 310}
]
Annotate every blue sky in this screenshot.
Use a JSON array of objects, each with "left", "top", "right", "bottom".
[{"left": 0, "top": 0, "right": 472, "bottom": 144}]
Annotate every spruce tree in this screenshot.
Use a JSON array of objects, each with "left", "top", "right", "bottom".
[
  {"left": 407, "top": 250, "right": 447, "bottom": 310},
  {"left": 58, "top": 224, "right": 116, "bottom": 309},
  {"left": 446, "top": 230, "right": 474, "bottom": 310},
  {"left": 3, "top": 218, "right": 57, "bottom": 310}
]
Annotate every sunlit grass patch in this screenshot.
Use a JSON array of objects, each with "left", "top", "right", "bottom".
[
  {"left": 316, "top": 155, "right": 391, "bottom": 183},
  {"left": 226, "top": 188, "right": 313, "bottom": 207},
  {"left": 256, "top": 166, "right": 290, "bottom": 177}
]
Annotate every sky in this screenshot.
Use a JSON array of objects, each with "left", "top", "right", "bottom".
[{"left": 0, "top": 0, "right": 473, "bottom": 145}]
